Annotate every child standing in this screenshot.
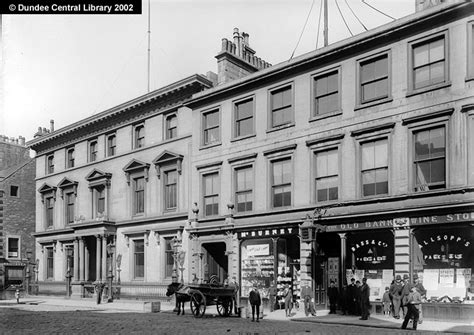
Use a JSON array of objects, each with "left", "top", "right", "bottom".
[
  {"left": 15, "top": 289, "right": 20, "bottom": 304},
  {"left": 382, "top": 286, "right": 391, "bottom": 316}
]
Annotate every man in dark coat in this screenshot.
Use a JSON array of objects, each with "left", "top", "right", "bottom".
[
  {"left": 359, "top": 277, "right": 370, "bottom": 320},
  {"left": 339, "top": 284, "right": 348, "bottom": 315},
  {"left": 355, "top": 280, "right": 362, "bottom": 316},
  {"left": 327, "top": 280, "right": 339, "bottom": 314},
  {"left": 400, "top": 274, "right": 411, "bottom": 317},
  {"left": 249, "top": 285, "right": 261, "bottom": 322},
  {"left": 390, "top": 275, "right": 404, "bottom": 319},
  {"left": 347, "top": 278, "right": 357, "bottom": 315}
]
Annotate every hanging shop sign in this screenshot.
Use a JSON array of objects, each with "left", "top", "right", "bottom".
[{"left": 238, "top": 226, "right": 297, "bottom": 239}]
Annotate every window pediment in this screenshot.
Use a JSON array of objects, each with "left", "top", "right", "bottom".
[
  {"left": 57, "top": 177, "right": 78, "bottom": 198},
  {"left": 38, "top": 183, "right": 57, "bottom": 202},
  {"left": 123, "top": 159, "right": 150, "bottom": 183},
  {"left": 152, "top": 151, "right": 183, "bottom": 179},
  {"left": 85, "top": 169, "right": 112, "bottom": 188}
]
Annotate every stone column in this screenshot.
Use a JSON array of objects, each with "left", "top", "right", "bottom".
[
  {"left": 79, "top": 237, "right": 85, "bottom": 282},
  {"left": 102, "top": 235, "right": 107, "bottom": 281},
  {"left": 338, "top": 233, "right": 347, "bottom": 285},
  {"left": 85, "top": 243, "right": 89, "bottom": 282},
  {"left": 73, "top": 238, "right": 79, "bottom": 281},
  {"left": 96, "top": 235, "right": 101, "bottom": 281}
]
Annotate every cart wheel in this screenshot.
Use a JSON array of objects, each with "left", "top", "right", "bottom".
[
  {"left": 190, "top": 291, "right": 206, "bottom": 318},
  {"left": 217, "top": 297, "right": 232, "bottom": 317}
]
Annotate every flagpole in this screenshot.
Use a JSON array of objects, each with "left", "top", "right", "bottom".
[{"left": 147, "top": 0, "right": 151, "bottom": 92}]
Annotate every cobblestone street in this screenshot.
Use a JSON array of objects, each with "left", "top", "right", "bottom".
[{"left": 0, "top": 304, "right": 462, "bottom": 335}]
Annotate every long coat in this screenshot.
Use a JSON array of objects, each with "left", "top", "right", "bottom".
[{"left": 249, "top": 289, "right": 261, "bottom": 306}]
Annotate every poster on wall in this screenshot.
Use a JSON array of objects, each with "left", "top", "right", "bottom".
[
  {"left": 455, "top": 268, "right": 471, "bottom": 288},
  {"left": 423, "top": 269, "right": 439, "bottom": 290},
  {"left": 439, "top": 268, "right": 454, "bottom": 287},
  {"left": 247, "top": 244, "right": 270, "bottom": 257}
]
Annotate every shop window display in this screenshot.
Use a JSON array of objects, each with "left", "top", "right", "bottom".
[
  {"left": 412, "top": 227, "right": 473, "bottom": 302},
  {"left": 241, "top": 239, "right": 275, "bottom": 300},
  {"left": 346, "top": 230, "right": 394, "bottom": 301}
]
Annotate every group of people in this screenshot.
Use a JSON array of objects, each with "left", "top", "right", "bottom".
[
  {"left": 336, "top": 278, "right": 371, "bottom": 320},
  {"left": 382, "top": 273, "right": 426, "bottom": 330},
  {"left": 248, "top": 273, "right": 424, "bottom": 330}
]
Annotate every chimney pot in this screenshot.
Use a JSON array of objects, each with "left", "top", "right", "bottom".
[
  {"left": 242, "top": 32, "right": 249, "bottom": 46},
  {"left": 50, "top": 119, "right": 55, "bottom": 132}
]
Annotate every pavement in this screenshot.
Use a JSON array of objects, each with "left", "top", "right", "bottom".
[{"left": 2, "top": 296, "right": 474, "bottom": 334}]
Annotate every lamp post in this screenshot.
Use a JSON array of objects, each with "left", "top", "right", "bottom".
[{"left": 106, "top": 243, "right": 115, "bottom": 302}]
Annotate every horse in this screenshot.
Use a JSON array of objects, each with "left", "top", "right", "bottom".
[{"left": 166, "top": 282, "right": 190, "bottom": 315}]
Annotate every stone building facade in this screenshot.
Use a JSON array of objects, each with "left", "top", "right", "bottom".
[
  {"left": 0, "top": 136, "right": 36, "bottom": 291},
  {"left": 185, "top": 1, "right": 474, "bottom": 320},
  {"left": 27, "top": 75, "right": 213, "bottom": 297}
]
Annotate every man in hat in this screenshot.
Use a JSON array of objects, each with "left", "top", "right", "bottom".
[
  {"left": 389, "top": 275, "right": 404, "bottom": 319},
  {"left": 401, "top": 286, "right": 422, "bottom": 330},
  {"left": 359, "top": 278, "right": 370, "bottom": 320},
  {"left": 249, "top": 284, "right": 261, "bottom": 322},
  {"left": 413, "top": 274, "right": 426, "bottom": 324},
  {"left": 400, "top": 274, "right": 411, "bottom": 317},
  {"left": 327, "top": 280, "right": 339, "bottom": 314},
  {"left": 347, "top": 278, "right": 357, "bottom": 315}
]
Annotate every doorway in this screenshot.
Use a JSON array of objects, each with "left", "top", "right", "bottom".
[{"left": 202, "top": 242, "right": 228, "bottom": 283}]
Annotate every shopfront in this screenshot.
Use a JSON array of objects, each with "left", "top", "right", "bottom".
[
  {"left": 238, "top": 225, "right": 300, "bottom": 311},
  {"left": 408, "top": 211, "right": 474, "bottom": 319}
]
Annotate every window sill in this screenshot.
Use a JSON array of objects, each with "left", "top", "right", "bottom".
[
  {"left": 199, "top": 142, "right": 222, "bottom": 151},
  {"left": 354, "top": 97, "right": 393, "bottom": 111},
  {"left": 230, "top": 134, "right": 256, "bottom": 143},
  {"left": 266, "top": 123, "right": 295, "bottom": 134},
  {"left": 406, "top": 81, "right": 451, "bottom": 98},
  {"left": 309, "top": 111, "right": 342, "bottom": 122}
]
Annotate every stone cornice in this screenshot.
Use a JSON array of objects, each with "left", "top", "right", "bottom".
[{"left": 27, "top": 74, "right": 212, "bottom": 154}]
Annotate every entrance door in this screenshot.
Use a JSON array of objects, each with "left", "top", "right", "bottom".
[
  {"left": 202, "top": 242, "right": 228, "bottom": 283},
  {"left": 313, "top": 255, "right": 327, "bottom": 307}
]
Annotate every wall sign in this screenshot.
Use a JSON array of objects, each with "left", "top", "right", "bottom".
[
  {"left": 246, "top": 244, "right": 270, "bottom": 257},
  {"left": 238, "top": 226, "right": 296, "bottom": 239},
  {"left": 324, "top": 212, "right": 474, "bottom": 232}
]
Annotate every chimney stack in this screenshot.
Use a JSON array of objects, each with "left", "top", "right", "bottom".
[
  {"left": 215, "top": 28, "right": 272, "bottom": 85},
  {"left": 50, "top": 119, "right": 55, "bottom": 132}
]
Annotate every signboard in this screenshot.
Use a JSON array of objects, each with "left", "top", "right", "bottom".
[
  {"left": 323, "top": 212, "right": 474, "bottom": 233},
  {"left": 238, "top": 226, "right": 296, "bottom": 239},
  {"left": 246, "top": 244, "right": 270, "bottom": 257}
]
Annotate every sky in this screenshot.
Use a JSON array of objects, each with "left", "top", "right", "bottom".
[{"left": 0, "top": 0, "right": 416, "bottom": 142}]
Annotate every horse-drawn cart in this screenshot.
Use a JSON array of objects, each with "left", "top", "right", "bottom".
[{"left": 178, "top": 283, "right": 236, "bottom": 318}]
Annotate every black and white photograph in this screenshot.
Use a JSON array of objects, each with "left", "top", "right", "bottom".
[{"left": 0, "top": 0, "right": 473, "bottom": 333}]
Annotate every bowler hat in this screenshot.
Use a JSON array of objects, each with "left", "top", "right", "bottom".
[
  {"left": 395, "top": 275, "right": 401, "bottom": 281},
  {"left": 403, "top": 274, "right": 409, "bottom": 280},
  {"left": 413, "top": 274, "right": 419, "bottom": 280}
]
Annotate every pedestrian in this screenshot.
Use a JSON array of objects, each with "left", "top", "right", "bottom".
[
  {"left": 401, "top": 286, "right": 422, "bottom": 330},
  {"left": 249, "top": 284, "right": 261, "bottom": 322},
  {"left": 283, "top": 284, "right": 293, "bottom": 317},
  {"left": 359, "top": 278, "right": 370, "bottom": 320},
  {"left": 413, "top": 273, "right": 426, "bottom": 324},
  {"left": 400, "top": 274, "right": 411, "bottom": 317},
  {"left": 301, "top": 282, "right": 316, "bottom": 316},
  {"left": 355, "top": 280, "right": 362, "bottom": 316},
  {"left": 327, "top": 280, "right": 339, "bottom": 314},
  {"left": 382, "top": 286, "right": 391, "bottom": 316},
  {"left": 339, "top": 284, "right": 348, "bottom": 315},
  {"left": 268, "top": 283, "right": 277, "bottom": 312},
  {"left": 389, "top": 275, "right": 403, "bottom": 319},
  {"left": 15, "top": 289, "right": 20, "bottom": 304},
  {"left": 348, "top": 278, "right": 357, "bottom": 315},
  {"left": 230, "top": 276, "right": 240, "bottom": 315}
]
